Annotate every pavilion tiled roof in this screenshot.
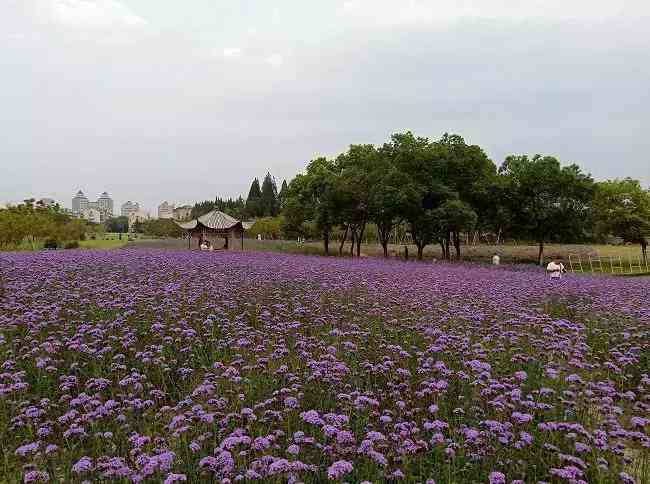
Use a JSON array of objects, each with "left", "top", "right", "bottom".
[
  {"left": 198, "top": 210, "right": 240, "bottom": 229},
  {"left": 175, "top": 210, "right": 242, "bottom": 231}
]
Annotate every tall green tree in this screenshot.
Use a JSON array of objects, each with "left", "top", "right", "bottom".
[
  {"left": 283, "top": 158, "right": 338, "bottom": 254},
  {"left": 432, "top": 199, "right": 478, "bottom": 259},
  {"left": 408, "top": 182, "right": 458, "bottom": 259},
  {"left": 499, "top": 154, "right": 594, "bottom": 265},
  {"left": 246, "top": 178, "right": 263, "bottom": 217},
  {"left": 215, "top": 197, "right": 246, "bottom": 220},
  {"left": 435, "top": 133, "right": 497, "bottom": 238},
  {"left": 369, "top": 168, "right": 417, "bottom": 257},
  {"left": 260, "top": 172, "right": 279, "bottom": 216},
  {"left": 381, "top": 132, "right": 454, "bottom": 259},
  {"left": 593, "top": 178, "right": 650, "bottom": 263},
  {"left": 278, "top": 179, "right": 288, "bottom": 209},
  {"left": 334, "top": 144, "right": 379, "bottom": 256},
  {"left": 191, "top": 200, "right": 216, "bottom": 218}
]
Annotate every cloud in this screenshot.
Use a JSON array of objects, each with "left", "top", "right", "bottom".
[
  {"left": 35, "top": 0, "right": 147, "bottom": 29},
  {"left": 271, "top": 7, "right": 281, "bottom": 25},
  {"left": 265, "top": 53, "right": 284, "bottom": 67},
  {"left": 223, "top": 47, "right": 242, "bottom": 59},
  {"left": 338, "top": 0, "right": 650, "bottom": 26}
]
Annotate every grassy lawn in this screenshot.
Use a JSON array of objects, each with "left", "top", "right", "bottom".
[
  {"left": 125, "top": 237, "right": 648, "bottom": 273},
  {"left": 245, "top": 239, "right": 647, "bottom": 265},
  {"left": 7, "top": 235, "right": 641, "bottom": 274},
  {"left": 79, "top": 239, "right": 128, "bottom": 250}
]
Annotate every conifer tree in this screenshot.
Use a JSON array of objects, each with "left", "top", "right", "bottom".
[
  {"left": 246, "top": 178, "right": 263, "bottom": 217},
  {"left": 260, "top": 172, "right": 279, "bottom": 216}
]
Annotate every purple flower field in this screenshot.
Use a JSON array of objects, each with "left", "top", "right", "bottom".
[{"left": 1, "top": 249, "right": 648, "bottom": 483}]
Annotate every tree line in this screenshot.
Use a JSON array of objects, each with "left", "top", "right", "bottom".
[
  {"left": 191, "top": 172, "right": 288, "bottom": 221},
  {"left": 280, "top": 132, "right": 649, "bottom": 264},
  {"left": 103, "top": 171, "right": 288, "bottom": 240},
  {"left": 0, "top": 199, "right": 87, "bottom": 249}
]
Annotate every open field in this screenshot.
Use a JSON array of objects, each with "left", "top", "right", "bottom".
[
  {"left": 79, "top": 239, "right": 128, "bottom": 250},
  {"left": 128, "top": 237, "right": 648, "bottom": 269},
  {"left": 0, "top": 249, "right": 648, "bottom": 483}
]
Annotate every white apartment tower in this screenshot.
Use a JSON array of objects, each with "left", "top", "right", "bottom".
[
  {"left": 81, "top": 208, "right": 102, "bottom": 224},
  {"left": 121, "top": 201, "right": 140, "bottom": 218},
  {"left": 97, "top": 192, "right": 114, "bottom": 219},
  {"left": 158, "top": 201, "right": 175, "bottom": 219},
  {"left": 72, "top": 190, "right": 89, "bottom": 216}
]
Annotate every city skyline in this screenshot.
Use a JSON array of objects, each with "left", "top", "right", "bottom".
[
  {"left": 2, "top": 188, "right": 212, "bottom": 219},
  {"left": 3, "top": 182, "right": 249, "bottom": 217},
  {"left": 4, "top": 187, "right": 215, "bottom": 217}
]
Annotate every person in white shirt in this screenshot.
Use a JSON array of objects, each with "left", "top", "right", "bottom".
[
  {"left": 492, "top": 253, "right": 500, "bottom": 266},
  {"left": 546, "top": 258, "right": 566, "bottom": 278}
]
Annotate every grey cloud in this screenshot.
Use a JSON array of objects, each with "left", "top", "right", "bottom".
[{"left": 1, "top": 1, "right": 648, "bottom": 211}]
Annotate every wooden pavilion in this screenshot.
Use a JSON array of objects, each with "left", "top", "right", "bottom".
[{"left": 176, "top": 210, "right": 244, "bottom": 250}]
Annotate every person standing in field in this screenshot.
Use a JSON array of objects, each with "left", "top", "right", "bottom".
[{"left": 546, "top": 257, "right": 566, "bottom": 279}]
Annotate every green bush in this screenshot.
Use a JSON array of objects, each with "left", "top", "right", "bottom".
[
  {"left": 64, "top": 241, "right": 79, "bottom": 249},
  {"left": 249, "top": 216, "right": 284, "bottom": 240},
  {"left": 43, "top": 239, "right": 59, "bottom": 249}
]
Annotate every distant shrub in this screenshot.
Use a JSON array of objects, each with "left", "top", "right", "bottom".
[
  {"left": 43, "top": 239, "right": 59, "bottom": 250},
  {"left": 64, "top": 241, "right": 79, "bottom": 249}
]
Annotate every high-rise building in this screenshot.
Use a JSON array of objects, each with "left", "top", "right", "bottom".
[
  {"left": 121, "top": 201, "right": 140, "bottom": 218},
  {"left": 72, "top": 190, "right": 89, "bottom": 216},
  {"left": 158, "top": 201, "right": 175, "bottom": 219},
  {"left": 128, "top": 210, "right": 150, "bottom": 230},
  {"left": 173, "top": 205, "right": 192, "bottom": 220},
  {"left": 97, "top": 192, "right": 114, "bottom": 219},
  {"left": 81, "top": 208, "right": 102, "bottom": 224},
  {"left": 72, "top": 190, "right": 113, "bottom": 221},
  {"left": 38, "top": 198, "right": 56, "bottom": 208}
]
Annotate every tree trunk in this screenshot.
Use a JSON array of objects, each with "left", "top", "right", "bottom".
[
  {"left": 378, "top": 227, "right": 390, "bottom": 258},
  {"left": 453, "top": 231, "right": 461, "bottom": 260},
  {"left": 323, "top": 231, "right": 329, "bottom": 255},
  {"left": 417, "top": 243, "right": 424, "bottom": 260},
  {"left": 356, "top": 222, "right": 366, "bottom": 257},
  {"left": 349, "top": 229, "right": 355, "bottom": 256},
  {"left": 444, "top": 233, "right": 452, "bottom": 260},
  {"left": 404, "top": 245, "right": 409, "bottom": 260},
  {"left": 642, "top": 241, "right": 648, "bottom": 266},
  {"left": 338, "top": 225, "right": 348, "bottom": 256},
  {"left": 538, "top": 240, "right": 544, "bottom": 266},
  {"left": 381, "top": 242, "right": 388, "bottom": 258}
]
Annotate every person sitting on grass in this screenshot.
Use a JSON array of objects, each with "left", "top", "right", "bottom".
[{"left": 546, "top": 257, "right": 566, "bottom": 279}]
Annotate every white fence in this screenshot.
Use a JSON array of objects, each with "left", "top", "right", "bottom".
[{"left": 568, "top": 254, "right": 649, "bottom": 274}]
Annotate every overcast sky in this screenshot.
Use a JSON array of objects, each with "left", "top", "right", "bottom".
[{"left": 2, "top": 0, "right": 649, "bottom": 213}]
